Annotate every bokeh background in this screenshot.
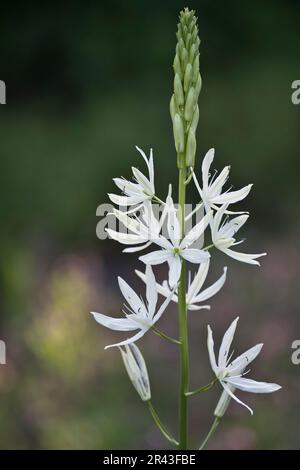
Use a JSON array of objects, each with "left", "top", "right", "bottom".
[{"left": 0, "top": 0, "right": 300, "bottom": 450}]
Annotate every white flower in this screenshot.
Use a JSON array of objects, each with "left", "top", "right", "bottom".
[
  {"left": 193, "top": 148, "right": 252, "bottom": 213},
  {"left": 207, "top": 317, "right": 281, "bottom": 414},
  {"left": 139, "top": 198, "right": 211, "bottom": 287},
  {"left": 119, "top": 343, "right": 151, "bottom": 401},
  {"left": 211, "top": 204, "right": 266, "bottom": 265},
  {"left": 135, "top": 259, "right": 227, "bottom": 311},
  {"left": 108, "top": 146, "right": 155, "bottom": 211},
  {"left": 91, "top": 265, "right": 174, "bottom": 349},
  {"left": 106, "top": 198, "right": 169, "bottom": 253}
]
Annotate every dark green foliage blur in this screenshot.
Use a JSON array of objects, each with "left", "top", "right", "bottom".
[{"left": 0, "top": 0, "right": 299, "bottom": 449}]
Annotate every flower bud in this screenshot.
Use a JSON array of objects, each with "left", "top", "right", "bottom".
[
  {"left": 184, "top": 63, "right": 193, "bottom": 92},
  {"left": 186, "top": 129, "right": 196, "bottom": 167},
  {"left": 173, "top": 54, "right": 182, "bottom": 80},
  {"left": 184, "top": 87, "right": 195, "bottom": 122},
  {"left": 194, "top": 73, "right": 202, "bottom": 99},
  {"left": 186, "top": 33, "right": 192, "bottom": 49},
  {"left": 174, "top": 73, "right": 184, "bottom": 106},
  {"left": 181, "top": 47, "right": 188, "bottom": 71},
  {"left": 190, "top": 105, "right": 199, "bottom": 133},
  {"left": 214, "top": 387, "right": 234, "bottom": 418},
  {"left": 178, "top": 38, "right": 185, "bottom": 53},
  {"left": 189, "top": 44, "right": 196, "bottom": 63},
  {"left": 169, "top": 94, "right": 177, "bottom": 122},
  {"left": 119, "top": 344, "right": 151, "bottom": 402},
  {"left": 173, "top": 113, "right": 185, "bottom": 153},
  {"left": 192, "top": 54, "right": 199, "bottom": 83}
]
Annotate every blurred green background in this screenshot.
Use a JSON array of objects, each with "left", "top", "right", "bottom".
[{"left": 0, "top": 0, "right": 300, "bottom": 449}]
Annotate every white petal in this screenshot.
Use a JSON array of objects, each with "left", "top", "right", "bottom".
[
  {"left": 153, "top": 284, "right": 177, "bottom": 324},
  {"left": 148, "top": 148, "right": 155, "bottom": 188},
  {"left": 192, "top": 267, "right": 227, "bottom": 303},
  {"left": 220, "top": 214, "right": 248, "bottom": 239},
  {"left": 132, "top": 167, "right": 153, "bottom": 196},
  {"left": 167, "top": 199, "right": 181, "bottom": 247},
  {"left": 118, "top": 277, "right": 146, "bottom": 315},
  {"left": 181, "top": 211, "right": 212, "bottom": 249},
  {"left": 202, "top": 148, "right": 215, "bottom": 190},
  {"left": 188, "top": 303, "right": 210, "bottom": 311},
  {"left": 113, "top": 209, "right": 143, "bottom": 235},
  {"left": 218, "top": 317, "right": 239, "bottom": 369},
  {"left": 113, "top": 178, "right": 141, "bottom": 196},
  {"left": 108, "top": 193, "right": 145, "bottom": 206},
  {"left": 192, "top": 171, "right": 204, "bottom": 201},
  {"left": 227, "top": 343, "right": 263, "bottom": 375},
  {"left": 181, "top": 248, "right": 210, "bottom": 263},
  {"left": 168, "top": 256, "right": 182, "bottom": 288},
  {"left": 145, "top": 265, "right": 158, "bottom": 319},
  {"left": 213, "top": 184, "right": 252, "bottom": 205},
  {"left": 106, "top": 229, "right": 147, "bottom": 245},
  {"left": 139, "top": 250, "right": 172, "bottom": 265},
  {"left": 226, "top": 376, "right": 281, "bottom": 394},
  {"left": 154, "top": 236, "right": 173, "bottom": 250},
  {"left": 186, "top": 259, "right": 210, "bottom": 304},
  {"left": 91, "top": 312, "right": 138, "bottom": 331},
  {"left": 221, "top": 380, "right": 253, "bottom": 415},
  {"left": 211, "top": 204, "right": 229, "bottom": 242},
  {"left": 123, "top": 241, "right": 152, "bottom": 253},
  {"left": 207, "top": 325, "right": 218, "bottom": 375},
  {"left": 105, "top": 328, "right": 146, "bottom": 349},
  {"left": 135, "top": 146, "right": 154, "bottom": 188},
  {"left": 222, "top": 248, "right": 266, "bottom": 265},
  {"left": 209, "top": 166, "right": 230, "bottom": 197}
]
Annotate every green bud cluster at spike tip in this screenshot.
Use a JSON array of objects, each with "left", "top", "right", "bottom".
[{"left": 170, "top": 8, "right": 202, "bottom": 169}]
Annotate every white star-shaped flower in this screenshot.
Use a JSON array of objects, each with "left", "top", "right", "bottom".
[
  {"left": 135, "top": 259, "right": 227, "bottom": 311},
  {"left": 108, "top": 146, "right": 155, "bottom": 212},
  {"left": 139, "top": 197, "right": 211, "bottom": 287},
  {"left": 211, "top": 204, "right": 266, "bottom": 265},
  {"left": 207, "top": 317, "right": 281, "bottom": 414},
  {"left": 192, "top": 148, "right": 252, "bottom": 213},
  {"left": 91, "top": 265, "right": 174, "bottom": 349}
]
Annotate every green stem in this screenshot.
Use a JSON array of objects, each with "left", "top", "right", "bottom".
[
  {"left": 185, "top": 378, "right": 217, "bottom": 397},
  {"left": 147, "top": 401, "right": 179, "bottom": 447},
  {"left": 178, "top": 166, "right": 189, "bottom": 449},
  {"left": 151, "top": 325, "right": 181, "bottom": 345},
  {"left": 199, "top": 417, "right": 221, "bottom": 450}
]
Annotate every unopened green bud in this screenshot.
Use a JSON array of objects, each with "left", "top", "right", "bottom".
[
  {"left": 189, "top": 44, "right": 196, "bottom": 63},
  {"left": 190, "top": 105, "right": 199, "bottom": 133},
  {"left": 192, "top": 54, "right": 199, "bottom": 83},
  {"left": 173, "top": 113, "right": 185, "bottom": 153},
  {"left": 186, "top": 129, "right": 196, "bottom": 167},
  {"left": 194, "top": 73, "right": 202, "bottom": 99},
  {"left": 173, "top": 54, "right": 182, "bottom": 79},
  {"left": 181, "top": 48, "right": 188, "bottom": 71},
  {"left": 169, "top": 94, "right": 177, "bottom": 121},
  {"left": 184, "top": 87, "right": 195, "bottom": 122},
  {"left": 191, "top": 27, "right": 198, "bottom": 43},
  {"left": 184, "top": 63, "right": 193, "bottom": 92},
  {"left": 174, "top": 73, "right": 184, "bottom": 106},
  {"left": 179, "top": 38, "right": 185, "bottom": 53},
  {"left": 186, "top": 33, "right": 192, "bottom": 49}
]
